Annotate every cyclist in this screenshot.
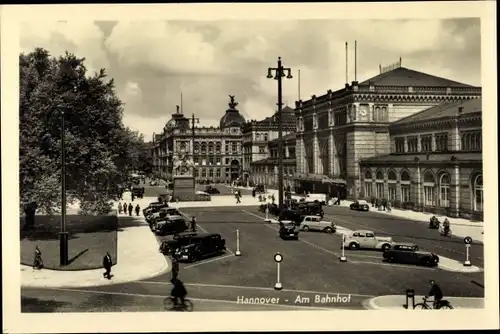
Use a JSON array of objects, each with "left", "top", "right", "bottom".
[
  {"left": 427, "top": 280, "right": 443, "bottom": 309},
  {"left": 442, "top": 218, "right": 451, "bottom": 236},
  {"left": 33, "top": 245, "right": 43, "bottom": 270},
  {"left": 170, "top": 278, "right": 187, "bottom": 307}
]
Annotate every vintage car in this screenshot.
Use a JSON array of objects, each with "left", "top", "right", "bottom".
[
  {"left": 279, "top": 221, "right": 300, "bottom": 240},
  {"left": 279, "top": 210, "right": 306, "bottom": 224},
  {"left": 131, "top": 186, "right": 145, "bottom": 199},
  {"left": 173, "top": 233, "right": 226, "bottom": 262},
  {"left": 146, "top": 207, "right": 181, "bottom": 224},
  {"left": 344, "top": 230, "right": 394, "bottom": 251},
  {"left": 154, "top": 215, "right": 188, "bottom": 236},
  {"left": 299, "top": 215, "right": 336, "bottom": 233},
  {"left": 204, "top": 186, "right": 220, "bottom": 194},
  {"left": 349, "top": 200, "right": 370, "bottom": 211},
  {"left": 382, "top": 243, "right": 439, "bottom": 267},
  {"left": 143, "top": 202, "right": 169, "bottom": 216},
  {"left": 159, "top": 231, "right": 199, "bottom": 254},
  {"left": 293, "top": 202, "right": 324, "bottom": 217}
]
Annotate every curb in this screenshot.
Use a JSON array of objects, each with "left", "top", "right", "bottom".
[{"left": 363, "top": 295, "right": 485, "bottom": 310}]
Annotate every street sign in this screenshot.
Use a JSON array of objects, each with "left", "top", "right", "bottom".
[
  {"left": 274, "top": 253, "right": 283, "bottom": 263},
  {"left": 464, "top": 236, "right": 472, "bottom": 244}
]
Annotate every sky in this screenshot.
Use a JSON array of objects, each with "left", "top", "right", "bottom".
[{"left": 19, "top": 18, "right": 481, "bottom": 141}]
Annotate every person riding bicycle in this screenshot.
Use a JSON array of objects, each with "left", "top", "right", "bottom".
[
  {"left": 442, "top": 218, "right": 451, "bottom": 235},
  {"left": 427, "top": 280, "right": 443, "bottom": 309},
  {"left": 33, "top": 245, "right": 43, "bottom": 270},
  {"left": 170, "top": 278, "right": 187, "bottom": 306},
  {"left": 429, "top": 215, "right": 439, "bottom": 228}
]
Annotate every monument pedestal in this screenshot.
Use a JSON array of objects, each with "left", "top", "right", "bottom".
[{"left": 172, "top": 175, "right": 196, "bottom": 202}]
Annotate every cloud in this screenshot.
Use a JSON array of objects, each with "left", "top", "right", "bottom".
[{"left": 19, "top": 18, "right": 481, "bottom": 141}]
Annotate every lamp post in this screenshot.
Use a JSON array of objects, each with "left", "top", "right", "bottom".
[
  {"left": 59, "top": 108, "right": 69, "bottom": 266},
  {"left": 267, "top": 57, "right": 293, "bottom": 217},
  {"left": 190, "top": 113, "right": 200, "bottom": 178}
]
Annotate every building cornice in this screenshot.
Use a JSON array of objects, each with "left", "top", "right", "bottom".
[{"left": 390, "top": 111, "right": 482, "bottom": 134}]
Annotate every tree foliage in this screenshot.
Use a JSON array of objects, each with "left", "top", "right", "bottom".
[{"left": 20, "top": 48, "right": 147, "bottom": 215}]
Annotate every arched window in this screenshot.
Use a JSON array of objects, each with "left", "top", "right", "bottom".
[
  {"left": 423, "top": 171, "right": 436, "bottom": 207},
  {"left": 364, "top": 169, "right": 373, "bottom": 198},
  {"left": 473, "top": 174, "right": 483, "bottom": 212},
  {"left": 201, "top": 142, "right": 207, "bottom": 153},
  {"left": 208, "top": 142, "right": 214, "bottom": 153},
  {"left": 387, "top": 170, "right": 397, "bottom": 201},
  {"left": 375, "top": 170, "right": 384, "bottom": 199},
  {"left": 400, "top": 170, "right": 411, "bottom": 203},
  {"left": 194, "top": 143, "right": 199, "bottom": 153},
  {"left": 215, "top": 143, "right": 221, "bottom": 153},
  {"left": 439, "top": 173, "right": 450, "bottom": 208},
  {"left": 201, "top": 169, "right": 206, "bottom": 177}
]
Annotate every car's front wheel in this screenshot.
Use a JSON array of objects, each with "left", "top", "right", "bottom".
[
  {"left": 349, "top": 242, "right": 359, "bottom": 250},
  {"left": 381, "top": 244, "right": 391, "bottom": 251},
  {"left": 323, "top": 227, "right": 333, "bottom": 233},
  {"left": 302, "top": 225, "right": 310, "bottom": 232}
]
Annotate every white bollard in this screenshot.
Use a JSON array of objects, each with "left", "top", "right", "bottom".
[
  {"left": 463, "top": 244, "right": 471, "bottom": 266},
  {"left": 274, "top": 253, "right": 283, "bottom": 290},
  {"left": 235, "top": 229, "right": 241, "bottom": 256},
  {"left": 265, "top": 207, "right": 270, "bottom": 222},
  {"left": 339, "top": 233, "right": 347, "bottom": 262}
]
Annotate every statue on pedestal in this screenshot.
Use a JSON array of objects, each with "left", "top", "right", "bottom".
[{"left": 173, "top": 150, "right": 195, "bottom": 176}]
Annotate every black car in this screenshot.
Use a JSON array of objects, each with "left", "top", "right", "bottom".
[
  {"left": 154, "top": 216, "right": 188, "bottom": 236},
  {"left": 382, "top": 243, "right": 439, "bottom": 267},
  {"left": 143, "top": 202, "right": 169, "bottom": 216},
  {"left": 204, "top": 186, "right": 220, "bottom": 194},
  {"left": 173, "top": 233, "right": 226, "bottom": 262},
  {"left": 159, "top": 232, "right": 199, "bottom": 255},
  {"left": 255, "top": 184, "right": 265, "bottom": 193},
  {"left": 349, "top": 200, "right": 370, "bottom": 211},
  {"left": 279, "top": 210, "right": 306, "bottom": 224},
  {"left": 147, "top": 207, "right": 181, "bottom": 224},
  {"left": 131, "top": 186, "right": 145, "bottom": 198},
  {"left": 279, "top": 222, "right": 299, "bottom": 240},
  {"left": 293, "top": 202, "right": 324, "bottom": 217}
]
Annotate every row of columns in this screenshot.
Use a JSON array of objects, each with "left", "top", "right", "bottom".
[{"left": 298, "top": 133, "right": 342, "bottom": 177}]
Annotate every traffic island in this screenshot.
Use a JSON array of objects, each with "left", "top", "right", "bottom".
[{"left": 363, "top": 295, "right": 484, "bottom": 310}]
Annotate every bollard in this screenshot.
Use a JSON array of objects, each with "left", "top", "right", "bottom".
[
  {"left": 404, "top": 289, "right": 415, "bottom": 309},
  {"left": 339, "top": 233, "right": 347, "bottom": 262},
  {"left": 265, "top": 207, "right": 270, "bottom": 222},
  {"left": 274, "top": 253, "right": 283, "bottom": 290},
  {"left": 463, "top": 236, "right": 472, "bottom": 266},
  {"left": 235, "top": 229, "right": 242, "bottom": 256}
]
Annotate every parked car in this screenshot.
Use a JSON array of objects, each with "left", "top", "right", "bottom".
[
  {"left": 299, "top": 216, "right": 336, "bottom": 233},
  {"left": 173, "top": 233, "right": 226, "bottom": 262},
  {"left": 147, "top": 207, "right": 181, "bottom": 223},
  {"left": 154, "top": 215, "right": 188, "bottom": 236},
  {"left": 204, "top": 186, "right": 220, "bottom": 194},
  {"left": 279, "top": 209, "right": 306, "bottom": 224},
  {"left": 344, "top": 230, "right": 394, "bottom": 251},
  {"left": 268, "top": 203, "right": 280, "bottom": 215},
  {"left": 383, "top": 243, "right": 439, "bottom": 267},
  {"left": 143, "top": 202, "right": 169, "bottom": 216},
  {"left": 293, "top": 202, "right": 324, "bottom": 217},
  {"left": 159, "top": 232, "right": 199, "bottom": 255},
  {"left": 131, "top": 186, "right": 145, "bottom": 198},
  {"left": 350, "top": 200, "right": 370, "bottom": 211},
  {"left": 279, "top": 221, "right": 300, "bottom": 240}
]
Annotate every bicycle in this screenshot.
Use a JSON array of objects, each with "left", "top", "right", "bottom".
[
  {"left": 163, "top": 296, "right": 194, "bottom": 312},
  {"left": 413, "top": 296, "right": 453, "bottom": 309}
]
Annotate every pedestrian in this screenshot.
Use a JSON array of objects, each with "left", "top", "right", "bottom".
[
  {"left": 171, "top": 256, "right": 179, "bottom": 280},
  {"left": 252, "top": 188, "right": 256, "bottom": 198},
  {"left": 102, "top": 252, "right": 113, "bottom": 279},
  {"left": 236, "top": 191, "right": 241, "bottom": 204},
  {"left": 190, "top": 216, "right": 197, "bottom": 232},
  {"left": 118, "top": 202, "right": 123, "bottom": 214},
  {"left": 271, "top": 194, "right": 275, "bottom": 204},
  {"left": 135, "top": 204, "right": 140, "bottom": 216},
  {"left": 33, "top": 245, "right": 43, "bottom": 270},
  {"left": 382, "top": 198, "right": 387, "bottom": 211},
  {"left": 131, "top": 192, "right": 135, "bottom": 202},
  {"left": 128, "top": 203, "right": 133, "bottom": 216},
  {"left": 158, "top": 196, "right": 162, "bottom": 203}
]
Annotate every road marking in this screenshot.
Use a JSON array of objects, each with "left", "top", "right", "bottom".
[
  {"left": 177, "top": 210, "right": 235, "bottom": 255},
  {"left": 348, "top": 260, "right": 438, "bottom": 271},
  {"left": 242, "top": 209, "right": 343, "bottom": 258},
  {"left": 139, "top": 281, "right": 376, "bottom": 298},
  {"left": 41, "top": 287, "right": 333, "bottom": 310},
  {"left": 183, "top": 254, "right": 235, "bottom": 269}
]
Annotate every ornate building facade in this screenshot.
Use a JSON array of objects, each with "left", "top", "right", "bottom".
[
  {"left": 294, "top": 65, "right": 482, "bottom": 199},
  {"left": 241, "top": 106, "right": 296, "bottom": 184},
  {"left": 250, "top": 133, "right": 297, "bottom": 188},
  {"left": 359, "top": 98, "right": 483, "bottom": 220},
  {"left": 151, "top": 96, "right": 246, "bottom": 183}
]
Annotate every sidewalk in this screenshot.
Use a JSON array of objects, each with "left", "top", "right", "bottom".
[
  {"left": 21, "top": 205, "right": 169, "bottom": 288},
  {"left": 262, "top": 188, "right": 484, "bottom": 243},
  {"left": 364, "top": 295, "right": 484, "bottom": 310}
]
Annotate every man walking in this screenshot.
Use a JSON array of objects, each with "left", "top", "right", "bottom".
[
  {"left": 33, "top": 245, "right": 43, "bottom": 270},
  {"left": 190, "top": 216, "right": 197, "bottom": 232},
  {"left": 135, "top": 204, "right": 140, "bottom": 216},
  {"left": 171, "top": 256, "right": 179, "bottom": 280},
  {"left": 102, "top": 252, "right": 113, "bottom": 279},
  {"left": 118, "top": 202, "right": 123, "bottom": 215},
  {"left": 128, "top": 203, "right": 133, "bottom": 216}
]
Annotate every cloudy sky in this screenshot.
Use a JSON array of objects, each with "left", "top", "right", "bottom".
[{"left": 19, "top": 18, "right": 481, "bottom": 141}]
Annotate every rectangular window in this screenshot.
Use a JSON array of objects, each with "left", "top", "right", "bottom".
[
  {"left": 216, "top": 157, "right": 221, "bottom": 164},
  {"left": 461, "top": 131, "right": 482, "bottom": 151},
  {"left": 439, "top": 184, "right": 449, "bottom": 208},
  {"left": 407, "top": 137, "right": 418, "bottom": 153},
  {"left": 475, "top": 188, "right": 483, "bottom": 212},
  {"left": 225, "top": 144, "right": 229, "bottom": 152},
  {"left": 232, "top": 142, "right": 238, "bottom": 153},
  {"left": 435, "top": 133, "right": 448, "bottom": 152},
  {"left": 388, "top": 184, "right": 397, "bottom": 201},
  {"left": 225, "top": 158, "right": 230, "bottom": 165},
  {"left": 395, "top": 138, "right": 405, "bottom": 153},
  {"left": 216, "top": 169, "right": 221, "bottom": 177},
  {"left": 424, "top": 186, "right": 434, "bottom": 206},
  {"left": 209, "top": 169, "right": 214, "bottom": 177},
  {"left": 401, "top": 185, "right": 410, "bottom": 203},
  {"left": 259, "top": 146, "right": 266, "bottom": 154},
  {"left": 421, "top": 135, "right": 432, "bottom": 152},
  {"left": 376, "top": 182, "right": 384, "bottom": 199}
]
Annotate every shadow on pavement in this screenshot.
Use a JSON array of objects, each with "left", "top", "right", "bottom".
[
  {"left": 117, "top": 216, "right": 148, "bottom": 230},
  {"left": 21, "top": 296, "right": 70, "bottom": 313}
]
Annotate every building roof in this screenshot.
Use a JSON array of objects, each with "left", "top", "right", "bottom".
[
  {"left": 256, "top": 106, "right": 296, "bottom": 126},
  {"left": 269, "top": 133, "right": 297, "bottom": 144},
  {"left": 251, "top": 157, "right": 296, "bottom": 166},
  {"left": 359, "top": 67, "right": 475, "bottom": 88},
  {"left": 393, "top": 98, "right": 482, "bottom": 125},
  {"left": 360, "top": 152, "right": 482, "bottom": 164},
  {"left": 220, "top": 110, "right": 246, "bottom": 128}
]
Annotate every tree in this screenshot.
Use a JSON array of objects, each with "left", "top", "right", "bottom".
[{"left": 20, "top": 48, "right": 145, "bottom": 218}]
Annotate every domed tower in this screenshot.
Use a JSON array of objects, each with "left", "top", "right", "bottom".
[
  {"left": 164, "top": 105, "right": 189, "bottom": 132},
  {"left": 219, "top": 95, "right": 246, "bottom": 129}
]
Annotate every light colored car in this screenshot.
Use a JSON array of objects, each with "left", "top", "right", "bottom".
[
  {"left": 299, "top": 215, "right": 336, "bottom": 233},
  {"left": 344, "top": 230, "right": 394, "bottom": 251}
]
